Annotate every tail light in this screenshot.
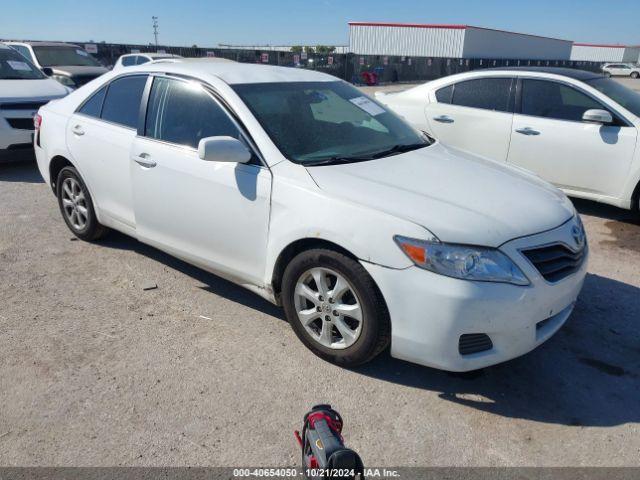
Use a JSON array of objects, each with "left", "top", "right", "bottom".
[{"left": 33, "top": 113, "right": 42, "bottom": 130}]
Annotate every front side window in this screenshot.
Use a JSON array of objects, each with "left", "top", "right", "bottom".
[
  {"left": 101, "top": 75, "right": 147, "bottom": 128},
  {"left": 587, "top": 77, "right": 640, "bottom": 117},
  {"left": 0, "top": 45, "right": 45, "bottom": 80},
  {"left": 32, "top": 46, "right": 101, "bottom": 67},
  {"left": 232, "top": 81, "right": 429, "bottom": 164},
  {"left": 521, "top": 79, "right": 606, "bottom": 122},
  {"left": 451, "top": 78, "right": 513, "bottom": 112},
  {"left": 145, "top": 77, "right": 242, "bottom": 149}
]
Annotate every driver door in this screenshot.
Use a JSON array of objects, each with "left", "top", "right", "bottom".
[{"left": 130, "top": 76, "right": 272, "bottom": 285}]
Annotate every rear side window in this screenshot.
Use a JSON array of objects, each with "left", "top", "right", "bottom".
[
  {"left": 521, "top": 79, "right": 605, "bottom": 122},
  {"left": 451, "top": 78, "right": 513, "bottom": 112},
  {"left": 145, "top": 77, "right": 242, "bottom": 149},
  {"left": 78, "top": 86, "right": 107, "bottom": 118},
  {"left": 136, "top": 56, "right": 150, "bottom": 65},
  {"left": 101, "top": 75, "right": 147, "bottom": 129},
  {"left": 435, "top": 85, "right": 453, "bottom": 104},
  {"left": 121, "top": 56, "right": 137, "bottom": 67}
]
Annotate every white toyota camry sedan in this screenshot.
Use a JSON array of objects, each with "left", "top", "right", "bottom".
[
  {"left": 376, "top": 67, "right": 640, "bottom": 211},
  {"left": 34, "top": 60, "right": 587, "bottom": 371}
]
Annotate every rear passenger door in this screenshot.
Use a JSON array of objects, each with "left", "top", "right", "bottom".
[
  {"left": 66, "top": 74, "right": 148, "bottom": 229},
  {"left": 426, "top": 77, "right": 515, "bottom": 161}
]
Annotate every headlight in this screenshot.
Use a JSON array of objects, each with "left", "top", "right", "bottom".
[
  {"left": 394, "top": 236, "right": 530, "bottom": 286},
  {"left": 52, "top": 75, "right": 76, "bottom": 88}
]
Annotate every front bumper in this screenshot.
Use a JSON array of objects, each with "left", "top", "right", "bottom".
[{"left": 364, "top": 220, "right": 588, "bottom": 371}]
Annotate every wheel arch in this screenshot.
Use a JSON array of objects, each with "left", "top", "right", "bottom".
[
  {"left": 632, "top": 178, "right": 640, "bottom": 212},
  {"left": 49, "top": 155, "right": 74, "bottom": 194},
  {"left": 270, "top": 238, "right": 360, "bottom": 303}
]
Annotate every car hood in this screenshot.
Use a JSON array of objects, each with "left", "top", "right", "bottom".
[
  {"left": 0, "top": 78, "right": 70, "bottom": 100},
  {"left": 51, "top": 65, "right": 109, "bottom": 77},
  {"left": 305, "top": 143, "right": 575, "bottom": 247}
]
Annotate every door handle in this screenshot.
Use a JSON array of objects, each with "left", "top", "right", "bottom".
[
  {"left": 72, "top": 125, "right": 85, "bottom": 136},
  {"left": 132, "top": 153, "right": 156, "bottom": 168},
  {"left": 515, "top": 127, "right": 540, "bottom": 136},
  {"left": 433, "top": 115, "right": 454, "bottom": 124}
]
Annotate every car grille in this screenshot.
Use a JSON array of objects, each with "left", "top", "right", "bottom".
[
  {"left": 521, "top": 243, "right": 586, "bottom": 283},
  {"left": 459, "top": 333, "right": 493, "bottom": 355},
  {"left": 0, "top": 101, "right": 47, "bottom": 110},
  {"left": 6, "top": 118, "right": 34, "bottom": 130}
]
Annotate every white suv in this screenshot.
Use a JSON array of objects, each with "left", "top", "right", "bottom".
[
  {"left": 0, "top": 43, "right": 70, "bottom": 162},
  {"left": 33, "top": 61, "right": 587, "bottom": 371},
  {"left": 602, "top": 63, "right": 640, "bottom": 78}
]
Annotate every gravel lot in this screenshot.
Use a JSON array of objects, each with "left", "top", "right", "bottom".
[{"left": 1, "top": 79, "right": 639, "bottom": 467}]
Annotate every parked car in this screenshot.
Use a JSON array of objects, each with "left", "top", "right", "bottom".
[
  {"left": 6, "top": 41, "right": 108, "bottom": 88},
  {"left": 0, "top": 43, "right": 70, "bottom": 162},
  {"left": 33, "top": 61, "right": 587, "bottom": 371},
  {"left": 113, "top": 52, "right": 182, "bottom": 70},
  {"left": 602, "top": 63, "right": 640, "bottom": 78},
  {"left": 376, "top": 67, "right": 640, "bottom": 211}
]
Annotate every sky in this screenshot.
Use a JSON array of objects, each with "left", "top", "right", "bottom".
[{"left": 2, "top": 0, "right": 639, "bottom": 47}]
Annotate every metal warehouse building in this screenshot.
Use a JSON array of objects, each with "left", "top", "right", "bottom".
[
  {"left": 348, "top": 22, "right": 573, "bottom": 60},
  {"left": 570, "top": 43, "right": 640, "bottom": 63}
]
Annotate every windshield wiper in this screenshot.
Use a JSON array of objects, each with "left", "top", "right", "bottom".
[
  {"left": 369, "top": 142, "right": 428, "bottom": 159},
  {"left": 304, "top": 155, "right": 376, "bottom": 166}
]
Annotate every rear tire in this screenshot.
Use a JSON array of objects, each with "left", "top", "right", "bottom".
[
  {"left": 56, "top": 166, "right": 108, "bottom": 241},
  {"left": 282, "top": 249, "right": 390, "bottom": 367},
  {"left": 631, "top": 72, "right": 639, "bottom": 79}
]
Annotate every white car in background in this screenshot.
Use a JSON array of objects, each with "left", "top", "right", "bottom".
[
  {"left": 33, "top": 61, "right": 586, "bottom": 371},
  {"left": 376, "top": 67, "right": 640, "bottom": 211},
  {"left": 0, "top": 43, "right": 70, "bottom": 162},
  {"left": 601, "top": 63, "right": 640, "bottom": 78},
  {"left": 113, "top": 52, "right": 182, "bottom": 70}
]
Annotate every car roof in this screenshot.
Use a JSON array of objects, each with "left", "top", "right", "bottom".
[
  {"left": 487, "top": 66, "right": 603, "bottom": 81},
  {"left": 132, "top": 58, "right": 338, "bottom": 84},
  {"left": 6, "top": 41, "right": 80, "bottom": 48}
]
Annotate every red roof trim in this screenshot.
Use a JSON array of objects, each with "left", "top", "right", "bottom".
[
  {"left": 348, "top": 22, "right": 467, "bottom": 29},
  {"left": 573, "top": 43, "right": 627, "bottom": 48}
]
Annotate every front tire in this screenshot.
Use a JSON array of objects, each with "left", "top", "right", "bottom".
[
  {"left": 631, "top": 72, "right": 639, "bottom": 79},
  {"left": 56, "top": 166, "right": 108, "bottom": 241},
  {"left": 604, "top": 72, "right": 612, "bottom": 78},
  {"left": 282, "top": 249, "right": 390, "bottom": 367}
]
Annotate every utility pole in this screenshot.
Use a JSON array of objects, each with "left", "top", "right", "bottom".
[{"left": 152, "top": 16, "right": 159, "bottom": 47}]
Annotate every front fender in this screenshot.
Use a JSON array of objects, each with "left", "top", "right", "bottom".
[{"left": 264, "top": 162, "right": 436, "bottom": 285}]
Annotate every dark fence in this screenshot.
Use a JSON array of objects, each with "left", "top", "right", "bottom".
[{"left": 75, "top": 42, "right": 606, "bottom": 85}]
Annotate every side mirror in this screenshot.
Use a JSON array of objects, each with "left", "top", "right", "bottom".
[
  {"left": 582, "top": 109, "right": 613, "bottom": 124},
  {"left": 42, "top": 67, "right": 53, "bottom": 76},
  {"left": 197, "top": 136, "right": 252, "bottom": 164}
]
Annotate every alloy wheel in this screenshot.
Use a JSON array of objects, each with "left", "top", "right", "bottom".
[
  {"left": 293, "top": 267, "right": 363, "bottom": 349},
  {"left": 61, "top": 177, "right": 89, "bottom": 231}
]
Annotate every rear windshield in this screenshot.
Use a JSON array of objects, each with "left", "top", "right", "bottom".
[
  {"left": 0, "top": 46, "right": 45, "bottom": 80},
  {"left": 586, "top": 77, "right": 640, "bottom": 118},
  {"left": 33, "top": 46, "right": 101, "bottom": 67}
]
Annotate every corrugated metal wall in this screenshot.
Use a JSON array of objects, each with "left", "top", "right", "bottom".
[
  {"left": 349, "top": 24, "right": 465, "bottom": 57},
  {"left": 570, "top": 45, "right": 625, "bottom": 62},
  {"left": 622, "top": 47, "right": 640, "bottom": 63},
  {"left": 462, "top": 28, "right": 572, "bottom": 60}
]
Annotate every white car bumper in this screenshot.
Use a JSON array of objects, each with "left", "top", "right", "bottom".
[
  {"left": 364, "top": 219, "right": 588, "bottom": 371},
  {"left": 0, "top": 106, "right": 36, "bottom": 161}
]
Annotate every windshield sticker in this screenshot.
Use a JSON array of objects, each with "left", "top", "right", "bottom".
[
  {"left": 76, "top": 49, "right": 89, "bottom": 57},
  {"left": 7, "top": 60, "right": 32, "bottom": 71},
  {"left": 349, "top": 96, "right": 385, "bottom": 116}
]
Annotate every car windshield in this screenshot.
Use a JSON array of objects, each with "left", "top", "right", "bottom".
[
  {"left": 33, "top": 46, "right": 101, "bottom": 67},
  {"left": 232, "top": 81, "right": 431, "bottom": 164},
  {"left": 0, "top": 46, "right": 45, "bottom": 80},
  {"left": 586, "top": 77, "right": 640, "bottom": 118}
]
